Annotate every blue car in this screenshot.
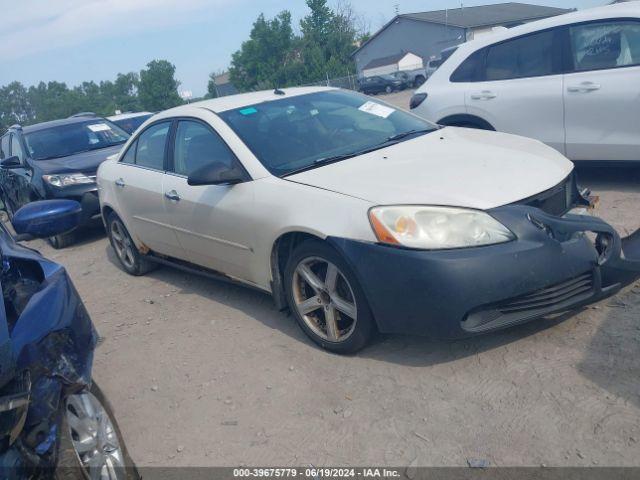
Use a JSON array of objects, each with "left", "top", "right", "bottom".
[{"left": 0, "top": 200, "right": 137, "bottom": 479}]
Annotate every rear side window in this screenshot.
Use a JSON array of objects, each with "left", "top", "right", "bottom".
[
  {"left": 485, "top": 30, "right": 556, "bottom": 81},
  {"left": 451, "top": 49, "right": 485, "bottom": 82},
  {"left": 172, "top": 120, "right": 238, "bottom": 176},
  {"left": 570, "top": 21, "right": 640, "bottom": 72},
  {"left": 131, "top": 122, "right": 170, "bottom": 170}
]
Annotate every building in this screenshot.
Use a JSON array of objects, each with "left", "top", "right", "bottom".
[
  {"left": 211, "top": 72, "right": 238, "bottom": 97},
  {"left": 361, "top": 52, "right": 424, "bottom": 77},
  {"left": 352, "top": 2, "right": 574, "bottom": 77}
]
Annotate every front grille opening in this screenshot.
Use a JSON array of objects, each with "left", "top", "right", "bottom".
[
  {"left": 516, "top": 174, "right": 575, "bottom": 216},
  {"left": 463, "top": 272, "right": 595, "bottom": 333}
]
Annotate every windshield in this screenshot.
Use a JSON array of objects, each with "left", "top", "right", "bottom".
[
  {"left": 111, "top": 114, "right": 153, "bottom": 134},
  {"left": 218, "top": 90, "right": 436, "bottom": 177},
  {"left": 24, "top": 120, "right": 130, "bottom": 160}
]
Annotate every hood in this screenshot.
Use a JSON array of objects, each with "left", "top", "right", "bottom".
[
  {"left": 286, "top": 127, "right": 573, "bottom": 210},
  {"left": 36, "top": 144, "right": 124, "bottom": 175}
]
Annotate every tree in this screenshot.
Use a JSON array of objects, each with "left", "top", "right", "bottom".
[
  {"left": 138, "top": 60, "right": 182, "bottom": 111},
  {"left": 0, "top": 82, "right": 33, "bottom": 131},
  {"left": 229, "top": 11, "right": 303, "bottom": 91},
  {"left": 206, "top": 73, "right": 219, "bottom": 99}
]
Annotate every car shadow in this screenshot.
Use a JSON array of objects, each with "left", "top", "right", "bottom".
[
  {"left": 575, "top": 164, "right": 640, "bottom": 194},
  {"left": 104, "top": 243, "right": 584, "bottom": 366},
  {"left": 577, "top": 284, "right": 640, "bottom": 409},
  {"left": 70, "top": 224, "right": 106, "bottom": 247}
]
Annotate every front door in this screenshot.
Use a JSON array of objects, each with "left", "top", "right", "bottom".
[
  {"left": 563, "top": 20, "right": 640, "bottom": 161},
  {"left": 5, "top": 134, "right": 33, "bottom": 213},
  {"left": 162, "top": 119, "right": 255, "bottom": 281}
]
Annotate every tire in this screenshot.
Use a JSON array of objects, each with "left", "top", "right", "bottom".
[
  {"left": 106, "top": 212, "right": 157, "bottom": 276},
  {"left": 284, "top": 239, "right": 375, "bottom": 354},
  {"left": 385, "top": 86, "right": 393, "bottom": 94},
  {"left": 414, "top": 75, "right": 426, "bottom": 87},
  {"left": 48, "top": 232, "right": 76, "bottom": 249},
  {"left": 56, "top": 382, "right": 141, "bottom": 480}
]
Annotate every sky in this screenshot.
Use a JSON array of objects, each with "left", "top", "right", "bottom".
[{"left": 0, "top": 0, "right": 613, "bottom": 97}]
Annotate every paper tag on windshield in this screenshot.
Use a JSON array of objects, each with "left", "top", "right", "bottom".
[
  {"left": 359, "top": 101, "right": 395, "bottom": 119},
  {"left": 88, "top": 123, "right": 111, "bottom": 132}
]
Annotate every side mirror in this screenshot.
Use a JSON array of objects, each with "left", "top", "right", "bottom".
[
  {"left": 12, "top": 200, "right": 82, "bottom": 241},
  {"left": 0, "top": 156, "right": 21, "bottom": 169},
  {"left": 187, "top": 162, "right": 249, "bottom": 187}
]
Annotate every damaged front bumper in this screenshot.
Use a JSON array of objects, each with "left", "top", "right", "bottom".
[
  {"left": 0, "top": 227, "right": 97, "bottom": 476},
  {"left": 329, "top": 204, "right": 640, "bottom": 339}
]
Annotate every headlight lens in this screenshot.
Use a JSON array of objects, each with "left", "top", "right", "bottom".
[
  {"left": 43, "top": 173, "right": 95, "bottom": 188},
  {"left": 369, "top": 206, "right": 515, "bottom": 250}
]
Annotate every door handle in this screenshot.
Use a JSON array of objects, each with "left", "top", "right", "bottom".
[
  {"left": 115, "top": 178, "right": 125, "bottom": 188},
  {"left": 567, "top": 82, "right": 601, "bottom": 93},
  {"left": 164, "top": 190, "right": 181, "bottom": 202},
  {"left": 470, "top": 91, "right": 497, "bottom": 100}
]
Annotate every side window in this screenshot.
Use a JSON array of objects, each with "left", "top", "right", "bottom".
[
  {"left": 120, "top": 140, "right": 137, "bottom": 164},
  {"left": 10, "top": 135, "right": 24, "bottom": 162},
  {"left": 172, "top": 120, "right": 238, "bottom": 176},
  {"left": 450, "top": 49, "right": 485, "bottom": 82},
  {"left": 570, "top": 21, "right": 640, "bottom": 72},
  {"left": 0, "top": 135, "right": 9, "bottom": 159},
  {"left": 135, "top": 122, "right": 170, "bottom": 170},
  {"left": 485, "top": 29, "right": 556, "bottom": 81}
]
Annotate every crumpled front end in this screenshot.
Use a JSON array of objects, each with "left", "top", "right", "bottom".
[
  {"left": 0, "top": 237, "right": 97, "bottom": 478},
  {"left": 329, "top": 199, "right": 640, "bottom": 339}
]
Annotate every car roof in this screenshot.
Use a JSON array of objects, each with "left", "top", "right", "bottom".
[
  {"left": 21, "top": 116, "right": 105, "bottom": 134},
  {"left": 455, "top": 2, "right": 640, "bottom": 53},
  {"left": 153, "top": 86, "right": 338, "bottom": 120},
  {"left": 107, "top": 112, "right": 153, "bottom": 121}
]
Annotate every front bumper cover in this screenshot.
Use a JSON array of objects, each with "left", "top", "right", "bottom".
[{"left": 328, "top": 205, "right": 640, "bottom": 339}]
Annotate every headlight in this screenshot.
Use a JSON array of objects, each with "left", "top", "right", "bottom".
[
  {"left": 43, "top": 173, "right": 95, "bottom": 188},
  {"left": 369, "top": 206, "right": 515, "bottom": 250}
]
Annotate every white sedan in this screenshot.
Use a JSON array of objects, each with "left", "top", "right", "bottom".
[{"left": 97, "top": 87, "right": 640, "bottom": 353}]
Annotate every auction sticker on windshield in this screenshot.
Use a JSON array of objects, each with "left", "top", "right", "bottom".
[
  {"left": 359, "top": 101, "right": 395, "bottom": 119},
  {"left": 88, "top": 123, "right": 112, "bottom": 132}
]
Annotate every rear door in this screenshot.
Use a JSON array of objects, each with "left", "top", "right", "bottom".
[
  {"left": 465, "top": 28, "right": 566, "bottom": 154},
  {"left": 162, "top": 118, "right": 256, "bottom": 281},
  {"left": 112, "top": 121, "right": 184, "bottom": 258},
  {"left": 563, "top": 19, "right": 640, "bottom": 161}
]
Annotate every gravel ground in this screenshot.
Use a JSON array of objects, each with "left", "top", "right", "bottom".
[{"left": 20, "top": 90, "right": 640, "bottom": 467}]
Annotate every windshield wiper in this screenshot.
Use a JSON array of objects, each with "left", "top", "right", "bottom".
[{"left": 386, "top": 128, "right": 434, "bottom": 142}]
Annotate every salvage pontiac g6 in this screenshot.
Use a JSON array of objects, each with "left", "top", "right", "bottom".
[{"left": 97, "top": 87, "right": 640, "bottom": 353}]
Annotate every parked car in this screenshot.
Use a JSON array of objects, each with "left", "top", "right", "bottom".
[
  {"left": 410, "top": 2, "right": 640, "bottom": 162},
  {"left": 97, "top": 87, "right": 640, "bottom": 354},
  {"left": 0, "top": 116, "right": 130, "bottom": 248},
  {"left": 358, "top": 75, "right": 405, "bottom": 95},
  {"left": 392, "top": 69, "right": 426, "bottom": 88},
  {"left": 107, "top": 112, "right": 154, "bottom": 135},
  {"left": 0, "top": 199, "right": 137, "bottom": 478}
]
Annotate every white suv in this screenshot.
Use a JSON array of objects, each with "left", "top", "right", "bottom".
[{"left": 410, "top": 2, "right": 640, "bottom": 162}]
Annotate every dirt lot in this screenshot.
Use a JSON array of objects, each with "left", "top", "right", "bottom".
[{"left": 24, "top": 91, "right": 640, "bottom": 468}]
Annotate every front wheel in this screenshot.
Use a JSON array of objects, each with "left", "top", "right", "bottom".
[
  {"left": 385, "top": 86, "right": 393, "bottom": 94},
  {"left": 56, "top": 382, "right": 140, "bottom": 480},
  {"left": 106, "top": 212, "right": 157, "bottom": 276},
  {"left": 284, "top": 240, "right": 375, "bottom": 354},
  {"left": 48, "top": 231, "right": 76, "bottom": 249}
]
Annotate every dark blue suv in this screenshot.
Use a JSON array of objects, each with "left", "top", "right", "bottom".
[{"left": 0, "top": 116, "right": 129, "bottom": 248}]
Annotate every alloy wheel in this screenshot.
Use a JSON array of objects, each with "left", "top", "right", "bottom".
[
  {"left": 292, "top": 257, "right": 357, "bottom": 342},
  {"left": 65, "top": 391, "right": 125, "bottom": 480},
  {"left": 110, "top": 220, "right": 135, "bottom": 270}
]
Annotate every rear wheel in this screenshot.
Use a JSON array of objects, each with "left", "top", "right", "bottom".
[
  {"left": 284, "top": 240, "right": 375, "bottom": 354},
  {"left": 56, "top": 382, "right": 140, "bottom": 480},
  {"left": 106, "top": 212, "right": 157, "bottom": 276}
]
